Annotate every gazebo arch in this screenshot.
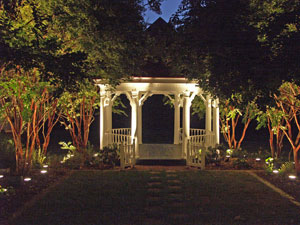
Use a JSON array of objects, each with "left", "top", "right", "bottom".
[{"left": 95, "top": 77, "right": 219, "bottom": 162}]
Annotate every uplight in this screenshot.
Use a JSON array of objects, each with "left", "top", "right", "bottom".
[
  {"left": 94, "top": 153, "right": 99, "bottom": 157},
  {"left": 43, "top": 165, "right": 48, "bottom": 168},
  {"left": 289, "top": 175, "right": 297, "bottom": 180},
  {"left": 273, "top": 170, "right": 279, "bottom": 174},
  {"left": 3, "top": 188, "right": 7, "bottom": 192},
  {"left": 226, "top": 155, "right": 231, "bottom": 158},
  {"left": 24, "top": 177, "right": 31, "bottom": 182},
  {"left": 40, "top": 170, "right": 47, "bottom": 174},
  {"left": 256, "top": 158, "right": 261, "bottom": 162},
  {"left": 0, "top": 175, "right": 3, "bottom": 179}
]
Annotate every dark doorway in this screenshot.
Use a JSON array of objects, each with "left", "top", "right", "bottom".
[{"left": 142, "top": 95, "right": 174, "bottom": 143}]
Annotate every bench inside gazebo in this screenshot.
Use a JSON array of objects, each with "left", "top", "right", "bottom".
[{"left": 95, "top": 77, "right": 220, "bottom": 169}]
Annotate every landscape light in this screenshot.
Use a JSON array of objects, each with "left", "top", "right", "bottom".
[
  {"left": 256, "top": 158, "right": 261, "bottom": 161},
  {"left": 226, "top": 155, "right": 231, "bottom": 158},
  {"left": 289, "top": 175, "right": 297, "bottom": 180},
  {"left": 273, "top": 170, "right": 279, "bottom": 174},
  {"left": 43, "top": 165, "right": 48, "bottom": 168},
  {"left": 94, "top": 153, "right": 99, "bottom": 157},
  {"left": 70, "top": 154, "right": 74, "bottom": 157},
  {"left": 24, "top": 177, "right": 31, "bottom": 182},
  {"left": 40, "top": 170, "right": 47, "bottom": 174},
  {"left": 0, "top": 175, "right": 3, "bottom": 178},
  {"left": 3, "top": 188, "right": 7, "bottom": 192}
]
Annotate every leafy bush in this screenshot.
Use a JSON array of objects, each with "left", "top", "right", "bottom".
[
  {"left": 0, "top": 133, "right": 15, "bottom": 169},
  {"left": 279, "top": 162, "right": 295, "bottom": 176},
  {"left": 233, "top": 158, "right": 251, "bottom": 169},
  {"left": 99, "top": 145, "right": 120, "bottom": 167},
  {"left": 32, "top": 148, "right": 47, "bottom": 169},
  {"left": 206, "top": 146, "right": 224, "bottom": 165}
]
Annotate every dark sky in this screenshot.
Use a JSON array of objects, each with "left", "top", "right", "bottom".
[{"left": 144, "top": 0, "right": 182, "bottom": 23}]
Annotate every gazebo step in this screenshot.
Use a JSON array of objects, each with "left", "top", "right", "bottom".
[{"left": 138, "top": 144, "right": 182, "bottom": 160}]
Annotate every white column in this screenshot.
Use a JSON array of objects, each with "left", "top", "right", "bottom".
[
  {"left": 205, "top": 96, "right": 212, "bottom": 133},
  {"left": 213, "top": 99, "right": 220, "bottom": 145},
  {"left": 99, "top": 91, "right": 106, "bottom": 149},
  {"left": 105, "top": 92, "right": 112, "bottom": 145},
  {"left": 138, "top": 93, "right": 142, "bottom": 144},
  {"left": 130, "top": 91, "right": 139, "bottom": 157},
  {"left": 174, "top": 94, "right": 180, "bottom": 144},
  {"left": 182, "top": 91, "right": 191, "bottom": 158}
]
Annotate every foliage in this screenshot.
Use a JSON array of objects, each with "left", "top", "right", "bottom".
[
  {"left": 279, "top": 161, "right": 295, "bottom": 176},
  {"left": 220, "top": 94, "right": 259, "bottom": 150},
  {"left": 32, "top": 148, "right": 47, "bottom": 169},
  {"left": 100, "top": 145, "right": 120, "bottom": 167},
  {"left": 0, "top": 67, "right": 58, "bottom": 175},
  {"left": 58, "top": 80, "right": 99, "bottom": 151},
  {"left": 233, "top": 158, "right": 251, "bottom": 169},
  {"left": 206, "top": 145, "right": 224, "bottom": 165},
  {"left": 0, "top": 133, "right": 15, "bottom": 169},
  {"left": 0, "top": 185, "right": 15, "bottom": 198},
  {"left": 191, "top": 96, "right": 206, "bottom": 119}
]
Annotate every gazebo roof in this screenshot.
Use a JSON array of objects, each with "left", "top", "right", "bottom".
[{"left": 95, "top": 76, "right": 203, "bottom": 96}]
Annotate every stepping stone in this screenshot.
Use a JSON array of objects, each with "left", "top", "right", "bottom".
[
  {"left": 149, "top": 171, "right": 161, "bottom": 174},
  {"left": 147, "top": 181, "right": 162, "bottom": 187},
  {"left": 168, "top": 201, "right": 186, "bottom": 208},
  {"left": 147, "top": 188, "right": 162, "bottom": 193},
  {"left": 169, "top": 193, "right": 182, "bottom": 199},
  {"left": 169, "top": 213, "right": 189, "bottom": 220},
  {"left": 166, "top": 174, "right": 177, "bottom": 178},
  {"left": 143, "top": 218, "right": 164, "bottom": 225},
  {"left": 149, "top": 176, "right": 161, "bottom": 180},
  {"left": 167, "top": 179, "right": 181, "bottom": 184},
  {"left": 145, "top": 206, "right": 163, "bottom": 215},
  {"left": 168, "top": 185, "right": 182, "bottom": 190}
]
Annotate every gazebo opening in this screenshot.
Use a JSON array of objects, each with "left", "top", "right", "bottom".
[{"left": 142, "top": 95, "right": 174, "bottom": 144}]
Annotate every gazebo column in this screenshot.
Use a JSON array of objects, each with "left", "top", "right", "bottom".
[
  {"left": 182, "top": 91, "right": 191, "bottom": 158},
  {"left": 130, "top": 91, "right": 139, "bottom": 157},
  {"left": 105, "top": 92, "right": 113, "bottom": 145},
  {"left": 99, "top": 93, "right": 106, "bottom": 149},
  {"left": 173, "top": 94, "right": 180, "bottom": 144},
  {"left": 138, "top": 93, "right": 142, "bottom": 144},
  {"left": 213, "top": 99, "right": 220, "bottom": 145},
  {"left": 205, "top": 96, "right": 212, "bottom": 146}
]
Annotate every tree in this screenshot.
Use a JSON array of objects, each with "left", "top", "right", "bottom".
[
  {"left": 219, "top": 94, "right": 258, "bottom": 150},
  {"left": 0, "top": 66, "right": 58, "bottom": 175},
  {"left": 273, "top": 82, "right": 300, "bottom": 174},
  {"left": 58, "top": 80, "right": 99, "bottom": 152}
]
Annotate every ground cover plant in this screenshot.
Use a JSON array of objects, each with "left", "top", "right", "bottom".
[{"left": 9, "top": 170, "right": 300, "bottom": 225}]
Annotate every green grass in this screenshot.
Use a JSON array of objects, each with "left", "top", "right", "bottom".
[{"left": 11, "top": 170, "right": 300, "bottom": 225}]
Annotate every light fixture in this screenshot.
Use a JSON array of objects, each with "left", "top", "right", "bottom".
[
  {"left": 289, "top": 175, "right": 297, "bottom": 180},
  {"left": 256, "top": 158, "right": 261, "bottom": 161},
  {"left": 0, "top": 175, "right": 3, "bottom": 179},
  {"left": 43, "top": 165, "right": 48, "bottom": 168},
  {"left": 24, "top": 177, "right": 31, "bottom": 182},
  {"left": 40, "top": 170, "right": 47, "bottom": 174},
  {"left": 273, "top": 170, "right": 279, "bottom": 174}
]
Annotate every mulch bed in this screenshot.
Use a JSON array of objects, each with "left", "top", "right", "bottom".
[{"left": 0, "top": 169, "right": 68, "bottom": 223}]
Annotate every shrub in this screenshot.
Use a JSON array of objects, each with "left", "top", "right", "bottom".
[
  {"left": 0, "top": 133, "right": 15, "bottom": 169},
  {"left": 233, "top": 158, "right": 251, "bottom": 169},
  {"left": 99, "top": 145, "right": 120, "bottom": 167}
]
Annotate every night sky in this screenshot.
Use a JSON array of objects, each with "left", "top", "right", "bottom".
[{"left": 144, "top": 0, "right": 182, "bottom": 23}]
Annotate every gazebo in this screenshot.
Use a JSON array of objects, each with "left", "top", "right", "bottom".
[{"left": 95, "top": 77, "right": 219, "bottom": 168}]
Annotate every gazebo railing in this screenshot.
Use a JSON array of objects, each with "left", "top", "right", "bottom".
[
  {"left": 106, "top": 128, "right": 135, "bottom": 169},
  {"left": 179, "top": 128, "right": 206, "bottom": 144},
  {"left": 186, "top": 131, "right": 215, "bottom": 169}
]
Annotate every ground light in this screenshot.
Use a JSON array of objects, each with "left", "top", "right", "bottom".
[
  {"left": 43, "top": 165, "right": 48, "bottom": 168},
  {"left": 289, "top": 175, "right": 297, "bottom": 180},
  {"left": 256, "top": 158, "right": 261, "bottom": 162},
  {"left": 40, "top": 170, "right": 47, "bottom": 174},
  {"left": 273, "top": 170, "right": 279, "bottom": 174},
  {"left": 24, "top": 177, "right": 31, "bottom": 182},
  {"left": 0, "top": 175, "right": 3, "bottom": 178}
]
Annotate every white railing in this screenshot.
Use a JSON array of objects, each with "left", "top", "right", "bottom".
[
  {"left": 106, "top": 128, "right": 135, "bottom": 169},
  {"left": 179, "top": 128, "right": 206, "bottom": 144},
  {"left": 186, "top": 130, "right": 215, "bottom": 169}
]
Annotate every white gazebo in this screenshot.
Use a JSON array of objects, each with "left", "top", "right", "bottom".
[{"left": 95, "top": 77, "right": 219, "bottom": 167}]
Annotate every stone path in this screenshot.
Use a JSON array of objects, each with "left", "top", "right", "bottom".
[{"left": 144, "top": 170, "right": 188, "bottom": 224}]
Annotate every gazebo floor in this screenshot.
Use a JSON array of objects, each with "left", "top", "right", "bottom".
[{"left": 138, "top": 144, "right": 183, "bottom": 160}]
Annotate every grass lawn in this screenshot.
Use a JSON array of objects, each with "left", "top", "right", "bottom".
[{"left": 11, "top": 170, "right": 300, "bottom": 225}]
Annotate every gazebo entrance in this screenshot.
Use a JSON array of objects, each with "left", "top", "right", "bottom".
[{"left": 95, "top": 77, "right": 220, "bottom": 168}]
